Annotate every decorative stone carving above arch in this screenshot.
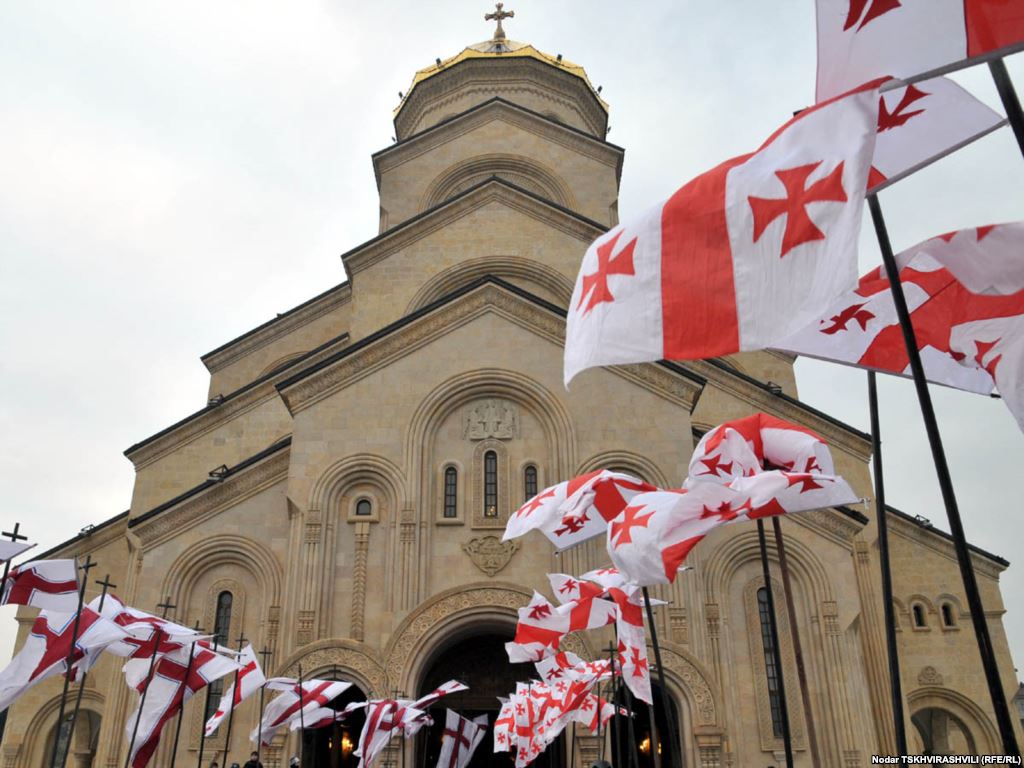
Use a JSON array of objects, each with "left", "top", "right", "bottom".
[
  {"left": 908, "top": 686, "right": 1000, "bottom": 755},
  {"left": 404, "top": 255, "right": 575, "bottom": 314},
  {"left": 277, "top": 638, "right": 388, "bottom": 698},
  {"left": 421, "top": 154, "right": 576, "bottom": 212},
  {"left": 654, "top": 643, "right": 722, "bottom": 728}
]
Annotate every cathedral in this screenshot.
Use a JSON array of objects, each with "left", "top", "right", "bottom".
[{"left": 3, "top": 10, "right": 1021, "bottom": 768}]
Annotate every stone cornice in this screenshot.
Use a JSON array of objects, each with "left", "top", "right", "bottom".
[
  {"left": 201, "top": 283, "right": 351, "bottom": 374},
  {"left": 278, "top": 281, "right": 703, "bottom": 416},
  {"left": 125, "top": 336, "right": 348, "bottom": 469},
  {"left": 887, "top": 509, "right": 1006, "bottom": 579},
  {"left": 373, "top": 98, "right": 623, "bottom": 189},
  {"left": 394, "top": 58, "right": 608, "bottom": 139},
  {"left": 790, "top": 507, "right": 868, "bottom": 550},
  {"left": 341, "top": 178, "right": 606, "bottom": 277},
  {"left": 30, "top": 511, "right": 129, "bottom": 562},
  {"left": 131, "top": 447, "right": 290, "bottom": 551},
  {"left": 687, "top": 358, "right": 873, "bottom": 461}
]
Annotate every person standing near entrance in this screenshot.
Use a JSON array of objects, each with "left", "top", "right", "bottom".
[{"left": 242, "top": 752, "right": 263, "bottom": 768}]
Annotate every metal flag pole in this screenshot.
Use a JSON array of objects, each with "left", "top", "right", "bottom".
[
  {"left": 988, "top": 58, "right": 1024, "bottom": 158},
  {"left": 769, "top": 517, "right": 822, "bottom": 766},
  {"left": 169, "top": 620, "right": 205, "bottom": 768},
  {"left": 298, "top": 663, "right": 306, "bottom": 768},
  {"left": 756, "top": 520, "right": 793, "bottom": 768},
  {"left": 196, "top": 636, "right": 216, "bottom": 768},
  {"left": 48, "top": 554, "right": 97, "bottom": 768},
  {"left": 868, "top": 371, "right": 908, "bottom": 754},
  {"left": 255, "top": 647, "right": 274, "bottom": 768},
  {"left": 640, "top": 588, "right": 677, "bottom": 768},
  {"left": 125, "top": 598, "right": 176, "bottom": 768},
  {"left": 612, "top": 627, "right": 640, "bottom": 768},
  {"left": 604, "top": 642, "right": 622, "bottom": 768},
  {"left": 216, "top": 632, "right": 248, "bottom": 768},
  {"left": 867, "top": 193, "right": 1020, "bottom": 756},
  {"left": 0, "top": 523, "right": 29, "bottom": 591},
  {"left": 646, "top": 701, "right": 662, "bottom": 768},
  {"left": 332, "top": 664, "right": 341, "bottom": 768},
  {"left": 60, "top": 573, "right": 116, "bottom": 768}
]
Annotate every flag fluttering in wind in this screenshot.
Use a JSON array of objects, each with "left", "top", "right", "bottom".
[
  {"left": 815, "top": 0, "right": 1024, "bottom": 102},
  {"left": 290, "top": 701, "right": 366, "bottom": 731},
  {"left": 90, "top": 594, "right": 199, "bottom": 659},
  {"left": 0, "top": 608, "right": 128, "bottom": 712},
  {"left": 504, "top": 590, "right": 616, "bottom": 663},
  {"left": 0, "top": 559, "right": 80, "bottom": 611},
  {"left": 868, "top": 77, "right": 1005, "bottom": 192},
  {"left": 607, "top": 415, "right": 858, "bottom": 585},
  {"left": 0, "top": 539, "right": 34, "bottom": 564},
  {"left": 564, "top": 80, "right": 883, "bottom": 385},
  {"left": 124, "top": 642, "right": 239, "bottom": 768},
  {"left": 776, "top": 222, "right": 1024, "bottom": 433},
  {"left": 252, "top": 679, "right": 352, "bottom": 746},
  {"left": 204, "top": 644, "right": 267, "bottom": 736},
  {"left": 504, "top": 470, "right": 655, "bottom": 550},
  {"left": 435, "top": 710, "right": 488, "bottom": 768}
]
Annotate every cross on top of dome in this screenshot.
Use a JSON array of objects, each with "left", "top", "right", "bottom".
[{"left": 485, "top": 3, "right": 514, "bottom": 41}]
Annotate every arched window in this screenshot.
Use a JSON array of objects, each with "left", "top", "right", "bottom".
[
  {"left": 941, "top": 603, "right": 956, "bottom": 628},
  {"left": 484, "top": 451, "right": 498, "bottom": 517},
  {"left": 356, "top": 498, "right": 372, "bottom": 516},
  {"left": 756, "top": 587, "right": 785, "bottom": 739},
  {"left": 912, "top": 603, "right": 928, "bottom": 628},
  {"left": 204, "top": 591, "right": 234, "bottom": 726},
  {"left": 524, "top": 465, "right": 538, "bottom": 501},
  {"left": 443, "top": 467, "right": 458, "bottom": 518}
]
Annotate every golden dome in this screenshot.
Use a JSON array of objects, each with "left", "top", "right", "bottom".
[{"left": 395, "top": 38, "right": 609, "bottom": 116}]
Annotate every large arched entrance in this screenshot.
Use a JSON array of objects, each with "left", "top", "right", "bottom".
[
  {"left": 611, "top": 682, "right": 680, "bottom": 768},
  {"left": 44, "top": 710, "right": 101, "bottom": 768},
  {"left": 912, "top": 707, "right": 978, "bottom": 756},
  {"left": 301, "top": 681, "right": 368, "bottom": 768},
  {"left": 416, "top": 633, "right": 565, "bottom": 768}
]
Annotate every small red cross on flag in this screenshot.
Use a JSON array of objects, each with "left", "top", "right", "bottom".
[{"left": 565, "top": 80, "right": 884, "bottom": 386}]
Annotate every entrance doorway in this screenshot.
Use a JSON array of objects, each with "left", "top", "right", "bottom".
[
  {"left": 416, "top": 633, "right": 564, "bottom": 768},
  {"left": 301, "top": 682, "right": 368, "bottom": 768}
]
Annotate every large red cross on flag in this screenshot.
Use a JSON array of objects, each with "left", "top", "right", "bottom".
[
  {"left": 564, "top": 80, "right": 883, "bottom": 386},
  {"left": 1, "top": 560, "right": 79, "bottom": 612},
  {"left": 204, "top": 644, "right": 266, "bottom": 736},
  {"left": 816, "top": 0, "right": 1024, "bottom": 102},
  {"left": 436, "top": 710, "right": 488, "bottom": 768}
]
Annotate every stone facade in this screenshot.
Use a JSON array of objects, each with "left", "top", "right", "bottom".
[{"left": 2, "top": 30, "right": 1021, "bottom": 768}]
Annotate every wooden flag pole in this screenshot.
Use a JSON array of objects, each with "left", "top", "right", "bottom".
[
  {"left": 868, "top": 193, "right": 1020, "bottom": 756},
  {"left": 769, "top": 517, "right": 822, "bottom": 766},
  {"left": 989, "top": 58, "right": 1024, "bottom": 158},
  {"left": 48, "top": 554, "right": 97, "bottom": 768},
  {"left": 169, "top": 620, "right": 205, "bottom": 768},
  {"left": 255, "top": 647, "right": 273, "bottom": 768},
  {"left": 61, "top": 573, "right": 116, "bottom": 768},
  {"left": 216, "top": 633, "right": 248, "bottom": 768},
  {"left": 640, "top": 588, "right": 677, "bottom": 768},
  {"left": 756, "top": 520, "right": 793, "bottom": 768},
  {"left": 868, "top": 371, "right": 908, "bottom": 754}
]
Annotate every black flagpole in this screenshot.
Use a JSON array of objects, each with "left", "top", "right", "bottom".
[
  {"left": 756, "top": 520, "right": 793, "bottom": 768},
  {"left": 49, "top": 554, "right": 97, "bottom": 768},
  {"left": 605, "top": 642, "right": 622, "bottom": 768},
  {"left": 770, "top": 517, "right": 822, "bottom": 766},
  {"left": 641, "top": 588, "right": 677, "bottom": 768},
  {"left": 0, "top": 523, "right": 29, "bottom": 591},
  {"left": 169, "top": 620, "right": 204, "bottom": 768},
  {"left": 988, "top": 58, "right": 1024, "bottom": 158},
  {"left": 60, "top": 573, "right": 116, "bottom": 768},
  {"left": 298, "top": 663, "right": 306, "bottom": 768},
  {"left": 255, "top": 647, "right": 273, "bottom": 768},
  {"left": 868, "top": 371, "right": 908, "bottom": 753},
  {"left": 332, "top": 665, "right": 341, "bottom": 768},
  {"left": 216, "top": 633, "right": 248, "bottom": 768},
  {"left": 646, "top": 701, "right": 662, "bottom": 768},
  {"left": 125, "top": 598, "right": 176, "bottom": 768},
  {"left": 868, "top": 193, "right": 1020, "bottom": 756},
  {"left": 195, "top": 636, "right": 216, "bottom": 768},
  {"left": 612, "top": 627, "right": 640, "bottom": 768}
]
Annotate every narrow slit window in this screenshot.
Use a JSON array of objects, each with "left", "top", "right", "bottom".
[
  {"left": 484, "top": 451, "right": 498, "bottom": 517},
  {"left": 524, "top": 465, "right": 538, "bottom": 501},
  {"left": 756, "top": 587, "right": 784, "bottom": 739},
  {"left": 941, "top": 603, "right": 955, "bottom": 627},
  {"left": 443, "top": 467, "right": 458, "bottom": 518},
  {"left": 913, "top": 603, "right": 927, "bottom": 628},
  {"left": 204, "top": 591, "right": 234, "bottom": 726}
]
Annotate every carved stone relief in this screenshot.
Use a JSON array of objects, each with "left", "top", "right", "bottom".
[
  {"left": 462, "top": 536, "right": 519, "bottom": 576},
  {"left": 464, "top": 398, "right": 519, "bottom": 440},
  {"left": 918, "top": 665, "right": 944, "bottom": 686}
]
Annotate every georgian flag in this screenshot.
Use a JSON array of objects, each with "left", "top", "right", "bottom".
[
  {"left": 252, "top": 679, "right": 352, "bottom": 746},
  {"left": 0, "top": 608, "right": 128, "bottom": 712},
  {"left": 204, "top": 644, "right": 266, "bottom": 736},
  {"left": 1, "top": 559, "right": 79, "bottom": 611},
  {"left": 435, "top": 710, "right": 488, "bottom": 768},
  {"left": 869, "top": 77, "right": 1005, "bottom": 192},
  {"left": 493, "top": 698, "right": 514, "bottom": 753},
  {"left": 564, "top": 80, "right": 882, "bottom": 386},
  {"left": 505, "top": 591, "right": 616, "bottom": 663},
  {"left": 776, "top": 222, "right": 1024, "bottom": 433},
  {"left": 124, "top": 643, "right": 239, "bottom": 768},
  {"left": 815, "top": 0, "right": 1024, "bottom": 102}
]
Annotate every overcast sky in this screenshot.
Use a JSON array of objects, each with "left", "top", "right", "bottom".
[{"left": 1, "top": 2, "right": 1021, "bottom": 683}]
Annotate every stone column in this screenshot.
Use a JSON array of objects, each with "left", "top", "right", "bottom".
[{"left": 352, "top": 522, "right": 370, "bottom": 641}]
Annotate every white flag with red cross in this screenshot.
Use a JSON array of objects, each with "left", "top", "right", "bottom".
[
  {"left": 0, "top": 608, "right": 128, "bottom": 712},
  {"left": 290, "top": 701, "right": 366, "bottom": 731},
  {"left": 125, "top": 643, "right": 239, "bottom": 768},
  {"left": 776, "top": 222, "right": 1024, "bottom": 433},
  {"left": 564, "top": 80, "right": 883, "bottom": 386},
  {"left": 435, "top": 710, "right": 488, "bottom": 768},
  {"left": 90, "top": 594, "right": 199, "bottom": 659},
  {"left": 204, "top": 644, "right": 267, "bottom": 736},
  {"left": 493, "top": 698, "right": 514, "bottom": 753},
  {"left": 505, "top": 591, "right": 616, "bottom": 663},
  {"left": 1, "top": 559, "right": 79, "bottom": 612},
  {"left": 815, "top": 0, "right": 1024, "bottom": 102}
]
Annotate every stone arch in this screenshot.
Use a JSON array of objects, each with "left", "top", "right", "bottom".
[
  {"left": 277, "top": 638, "right": 388, "bottom": 697},
  {"left": 404, "top": 255, "right": 574, "bottom": 313},
  {"left": 656, "top": 643, "right": 724, "bottom": 767},
  {"left": 907, "top": 687, "right": 1000, "bottom": 755},
  {"left": 576, "top": 449, "right": 671, "bottom": 488},
  {"left": 161, "top": 534, "right": 283, "bottom": 633},
  {"left": 908, "top": 593, "right": 936, "bottom": 629},
  {"left": 935, "top": 592, "right": 963, "bottom": 628},
  {"left": 420, "top": 154, "right": 576, "bottom": 211},
  {"left": 259, "top": 351, "right": 309, "bottom": 377},
  {"left": 383, "top": 582, "right": 593, "bottom": 695},
  {"left": 308, "top": 453, "right": 407, "bottom": 522},
  {"left": 14, "top": 688, "right": 105, "bottom": 768}
]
